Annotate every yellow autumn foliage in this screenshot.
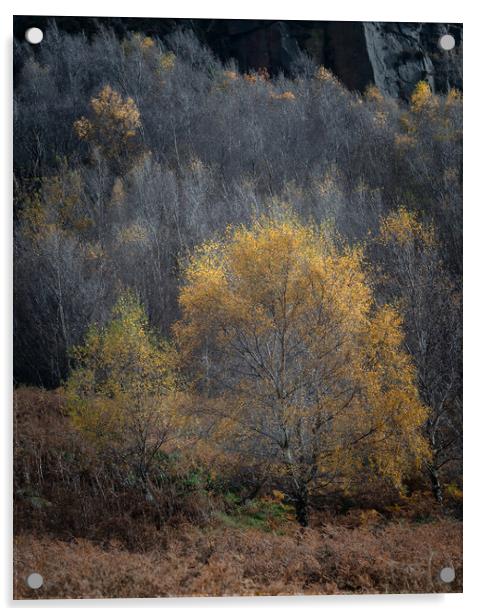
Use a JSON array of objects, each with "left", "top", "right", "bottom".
[
  {"left": 223, "top": 70, "right": 238, "bottom": 81},
  {"left": 365, "top": 85, "right": 384, "bottom": 105},
  {"left": 410, "top": 81, "right": 438, "bottom": 114},
  {"left": 66, "top": 292, "right": 183, "bottom": 460},
  {"left": 270, "top": 90, "right": 296, "bottom": 101},
  {"left": 175, "top": 211, "right": 429, "bottom": 497},
  {"left": 316, "top": 65, "right": 339, "bottom": 84},
  {"left": 446, "top": 87, "right": 462, "bottom": 107},
  {"left": 379, "top": 207, "right": 435, "bottom": 248},
  {"left": 74, "top": 85, "right": 142, "bottom": 162},
  {"left": 159, "top": 51, "right": 176, "bottom": 72},
  {"left": 116, "top": 223, "right": 150, "bottom": 246},
  {"left": 397, "top": 81, "right": 460, "bottom": 148},
  {"left": 19, "top": 169, "right": 90, "bottom": 240}
]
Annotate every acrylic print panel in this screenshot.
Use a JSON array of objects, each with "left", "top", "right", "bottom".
[{"left": 13, "top": 15, "right": 462, "bottom": 599}]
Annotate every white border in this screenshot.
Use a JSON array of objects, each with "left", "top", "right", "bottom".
[{"left": 2, "top": 1, "right": 478, "bottom": 614}]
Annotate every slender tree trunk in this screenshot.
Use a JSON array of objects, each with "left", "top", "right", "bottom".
[
  {"left": 294, "top": 483, "right": 309, "bottom": 527},
  {"left": 426, "top": 461, "right": 443, "bottom": 504}
]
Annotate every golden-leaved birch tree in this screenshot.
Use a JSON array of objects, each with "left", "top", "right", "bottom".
[
  {"left": 66, "top": 292, "right": 183, "bottom": 498},
  {"left": 377, "top": 208, "right": 462, "bottom": 503},
  {"left": 175, "top": 211, "right": 429, "bottom": 525},
  {"left": 74, "top": 85, "right": 142, "bottom": 170}
]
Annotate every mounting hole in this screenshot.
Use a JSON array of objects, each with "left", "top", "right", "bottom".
[
  {"left": 26, "top": 572, "right": 43, "bottom": 589},
  {"left": 438, "top": 34, "right": 455, "bottom": 51},
  {"left": 25, "top": 28, "right": 43, "bottom": 45},
  {"left": 439, "top": 566, "right": 455, "bottom": 583}
]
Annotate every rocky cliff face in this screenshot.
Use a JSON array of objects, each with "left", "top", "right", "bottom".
[
  {"left": 209, "top": 20, "right": 463, "bottom": 99},
  {"left": 14, "top": 16, "right": 463, "bottom": 98},
  {"left": 362, "top": 22, "right": 462, "bottom": 98}
]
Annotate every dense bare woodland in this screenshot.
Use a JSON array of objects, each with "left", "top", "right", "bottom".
[{"left": 13, "top": 24, "right": 462, "bottom": 598}]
